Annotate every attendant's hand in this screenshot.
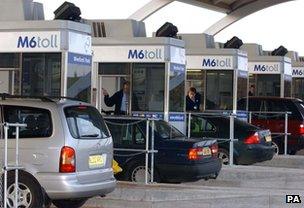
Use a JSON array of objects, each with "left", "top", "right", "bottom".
[{"left": 102, "top": 88, "right": 109, "bottom": 96}]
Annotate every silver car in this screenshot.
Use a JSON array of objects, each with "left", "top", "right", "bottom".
[{"left": 0, "top": 97, "right": 116, "bottom": 208}]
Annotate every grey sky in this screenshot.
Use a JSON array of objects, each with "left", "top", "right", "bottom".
[{"left": 38, "top": 0, "right": 304, "bottom": 55}]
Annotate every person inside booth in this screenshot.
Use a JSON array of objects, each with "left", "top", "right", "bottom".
[
  {"left": 102, "top": 81, "right": 130, "bottom": 115},
  {"left": 186, "top": 87, "right": 201, "bottom": 112}
]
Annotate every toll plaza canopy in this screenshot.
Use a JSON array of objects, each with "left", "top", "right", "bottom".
[{"left": 129, "top": 0, "right": 293, "bottom": 35}]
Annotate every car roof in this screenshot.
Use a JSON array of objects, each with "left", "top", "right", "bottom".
[
  {"left": 0, "top": 98, "right": 92, "bottom": 110},
  {"left": 245, "top": 96, "right": 302, "bottom": 102}
]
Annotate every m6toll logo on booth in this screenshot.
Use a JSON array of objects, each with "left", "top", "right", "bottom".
[
  {"left": 201, "top": 56, "right": 234, "bottom": 70},
  {"left": 128, "top": 49, "right": 162, "bottom": 60},
  {"left": 248, "top": 62, "right": 282, "bottom": 74},
  {"left": 17, "top": 35, "right": 59, "bottom": 49},
  {"left": 292, "top": 67, "right": 304, "bottom": 77},
  {"left": 253, "top": 64, "right": 280, "bottom": 72},
  {"left": 202, "top": 58, "right": 232, "bottom": 68}
]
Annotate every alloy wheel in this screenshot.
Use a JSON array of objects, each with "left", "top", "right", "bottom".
[{"left": 7, "top": 183, "right": 32, "bottom": 208}]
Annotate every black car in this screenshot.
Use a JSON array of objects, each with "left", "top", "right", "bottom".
[
  {"left": 189, "top": 115, "right": 275, "bottom": 165},
  {"left": 238, "top": 97, "right": 304, "bottom": 154},
  {"left": 105, "top": 117, "right": 222, "bottom": 183}
]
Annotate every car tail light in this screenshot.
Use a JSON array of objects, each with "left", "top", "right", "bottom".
[
  {"left": 60, "top": 146, "right": 76, "bottom": 173},
  {"left": 299, "top": 124, "right": 304, "bottom": 135},
  {"left": 188, "top": 148, "right": 203, "bottom": 160},
  {"left": 211, "top": 144, "right": 218, "bottom": 157},
  {"left": 244, "top": 132, "right": 260, "bottom": 144}
]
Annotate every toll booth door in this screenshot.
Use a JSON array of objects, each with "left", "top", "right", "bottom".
[
  {"left": 98, "top": 76, "right": 128, "bottom": 112},
  {"left": 0, "top": 70, "right": 18, "bottom": 94},
  {"left": 0, "top": 71, "right": 10, "bottom": 93}
]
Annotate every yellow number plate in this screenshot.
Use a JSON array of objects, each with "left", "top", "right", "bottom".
[
  {"left": 89, "top": 155, "right": 105, "bottom": 169},
  {"left": 266, "top": 136, "right": 272, "bottom": 142},
  {"left": 202, "top": 147, "right": 211, "bottom": 156}
]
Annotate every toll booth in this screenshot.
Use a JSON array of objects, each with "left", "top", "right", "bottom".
[
  {"left": 0, "top": 20, "right": 92, "bottom": 102},
  {"left": 241, "top": 44, "right": 292, "bottom": 98},
  {"left": 90, "top": 20, "right": 186, "bottom": 132},
  {"left": 287, "top": 51, "right": 304, "bottom": 100},
  {"left": 181, "top": 34, "right": 248, "bottom": 114}
]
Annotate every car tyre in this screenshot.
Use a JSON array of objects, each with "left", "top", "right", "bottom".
[
  {"left": 125, "top": 161, "right": 160, "bottom": 183},
  {"left": 271, "top": 141, "right": 280, "bottom": 155},
  {"left": 52, "top": 198, "right": 87, "bottom": 208},
  {"left": 218, "top": 148, "right": 230, "bottom": 165},
  {"left": 6, "top": 172, "right": 44, "bottom": 208},
  {"left": 44, "top": 194, "right": 52, "bottom": 208}
]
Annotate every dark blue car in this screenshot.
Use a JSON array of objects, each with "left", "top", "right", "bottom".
[{"left": 105, "top": 117, "right": 222, "bottom": 183}]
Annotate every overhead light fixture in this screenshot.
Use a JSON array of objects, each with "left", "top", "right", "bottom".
[
  {"left": 271, "top": 46, "right": 288, "bottom": 56},
  {"left": 223, "top": 36, "right": 243, "bottom": 49},
  {"left": 156, "top": 22, "right": 178, "bottom": 38},
  {"left": 54, "top": 1, "right": 81, "bottom": 22}
]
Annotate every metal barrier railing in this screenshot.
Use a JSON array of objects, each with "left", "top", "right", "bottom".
[
  {"left": 187, "top": 112, "right": 237, "bottom": 166},
  {"left": 1, "top": 122, "right": 26, "bottom": 208},
  {"left": 248, "top": 111, "right": 291, "bottom": 155},
  {"left": 104, "top": 117, "right": 158, "bottom": 184}
]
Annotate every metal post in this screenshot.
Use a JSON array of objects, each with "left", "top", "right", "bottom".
[
  {"left": 15, "top": 126, "right": 20, "bottom": 207},
  {"left": 249, "top": 111, "right": 252, "bottom": 124},
  {"left": 229, "top": 114, "right": 234, "bottom": 166},
  {"left": 145, "top": 120, "right": 150, "bottom": 185},
  {"left": 284, "top": 113, "right": 288, "bottom": 155},
  {"left": 150, "top": 120, "right": 155, "bottom": 183},
  {"left": 187, "top": 113, "right": 191, "bottom": 138},
  {"left": 4, "top": 125, "right": 8, "bottom": 208}
]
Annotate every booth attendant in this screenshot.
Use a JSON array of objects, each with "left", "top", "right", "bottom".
[
  {"left": 102, "top": 81, "right": 131, "bottom": 115},
  {"left": 186, "top": 87, "right": 201, "bottom": 112}
]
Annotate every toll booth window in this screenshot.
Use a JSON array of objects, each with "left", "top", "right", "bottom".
[
  {"left": 293, "top": 78, "right": 304, "bottom": 100},
  {"left": 99, "top": 63, "right": 130, "bottom": 75},
  {"left": 0, "top": 53, "right": 20, "bottom": 68},
  {"left": 237, "top": 71, "right": 248, "bottom": 111},
  {"left": 67, "top": 63, "right": 91, "bottom": 102},
  {"left": 284, "top": 76, "right": 292, "bottom": 97},
  {"left": 255, "top": 74, "right": 280, "bottom": 97},
  {"left": 22, "top": 53, "right": 61, "bottom": 97},
  {"left": 206, "top": 71, "right": 233, "bottom": 110},
  {"left": 169, "top": 64, "right": 185, "bottom": 112},
  {"left": 132, "top": 63, "right": 165, "bottom": 112}
]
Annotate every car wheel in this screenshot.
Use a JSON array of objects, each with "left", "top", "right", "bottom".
[
  {"left": 6, "top": 172, "right": 44, "bottom": 208},
  {"left": 272, "top": 141, "right": 280, "bottom": 155},
  {"left": 218, "top": 148, "right": 230, "bottom": 165},
  {"left": 52, "top": 198, "right": 87, "bottom": 208},
  {"left": 126, "top": 161, "right": 160, "bottom": 183},
  {"left": 288, "top": 150, "right": 297, "bottom": 155}
]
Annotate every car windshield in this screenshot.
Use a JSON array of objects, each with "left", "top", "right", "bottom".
[
  {"left": 65, "top": 106, "right": 110, "bottom": 139},
  {"left": 154, "top": 120, "right": 185, "bottom": 139}
]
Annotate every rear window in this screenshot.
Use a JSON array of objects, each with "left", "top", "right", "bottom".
[
  {"left": 65, "top": 106, "right": 110, "bottom": 139},
  {"left": 293, "top": 100, "right": 304, "bottom": 120},
  {"left": 3, "top": 105, "right": 52, "bottom": 138}
]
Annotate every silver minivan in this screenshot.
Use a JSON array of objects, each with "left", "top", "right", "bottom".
[{"left": 0, "top": 97, "right": 116, "bottom": 208}]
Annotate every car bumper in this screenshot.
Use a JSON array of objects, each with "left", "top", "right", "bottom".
[
  {"left": 36, "top": 171, "right": 116, "bottom": 199},
  {"left": 158, "top": 158, "right": 222, "bottom": 183},
  {"left": 237, "top": 144, "right": 275, "bottom": 165}
]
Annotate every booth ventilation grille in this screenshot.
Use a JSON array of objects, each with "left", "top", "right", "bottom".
[{"left": 92, "top": 22, "right": 106, "bottom": 37}]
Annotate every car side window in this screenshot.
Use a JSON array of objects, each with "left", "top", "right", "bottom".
[
  {"left": 133, "top": 124, "right": 145, "bottom": 145},
  {"left": 191, "top": 117, "right": 215, "bottom": 133},
  {"left": 107, "top": 120, "right": 145, "bottom": 147},
  {"left": 3, "top": 105, "right": 52, "bottom": 139}
]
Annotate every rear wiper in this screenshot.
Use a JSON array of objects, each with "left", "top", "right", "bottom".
[{"left": 81, "top": 134, "right": 100, "bottom": 138}]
